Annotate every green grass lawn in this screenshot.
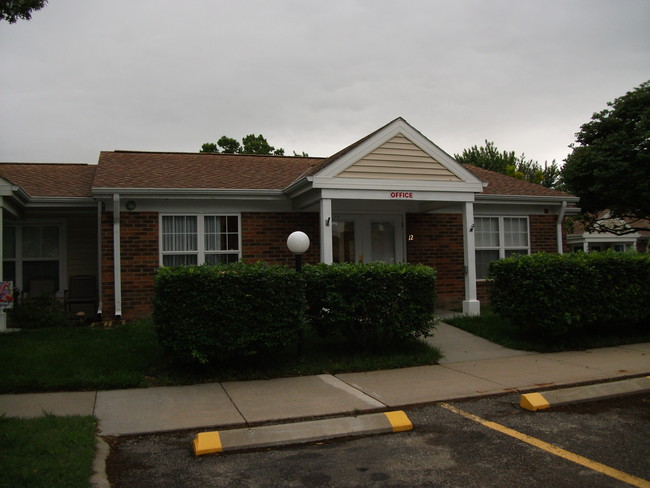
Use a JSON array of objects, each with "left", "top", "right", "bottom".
[
  {"left": 0, "top": 415, "right": 97, "bottom": 488},
  {"left": 0, "top": 320, "right": 441, "bottom": 393},
  {"left": 0, "top": 321, "right": 165, "bottom": 393},
  {"left": 446, "top": 308, "right": 650, "bottom": 352}
]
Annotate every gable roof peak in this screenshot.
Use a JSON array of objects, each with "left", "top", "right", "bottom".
[{"left": 309, "top": 117, "right": 482, "bottom": 186}]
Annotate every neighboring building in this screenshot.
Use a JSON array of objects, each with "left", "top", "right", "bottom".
[
  {"left": 0, "top": 118, "right": 579, "bottom": 324},
  {"left": 567, "top": 211, "right": 650, "bottom": 253}
]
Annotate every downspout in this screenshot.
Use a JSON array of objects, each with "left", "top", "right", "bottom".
[
  {"left": 556, "top": 200, "right": 567, "bottom": 254},
  {"left": 96, "top": 200, "right": 103, "bottom": 319},
  {"left": 0, "top": 197, "right": 5, "bottom": 332},
  {"left": 113, "top": 194, "right": 122, "bottom": 319}
]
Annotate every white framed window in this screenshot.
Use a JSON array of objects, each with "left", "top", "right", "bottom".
[
  {"left": 3, "top": 223, "right": 64, "bottom": 295},
  {"left": 475, "top": 217, "right": 529, "bottom": 279},
  {"left": 160, "top": 214, "right": 240, "bottom": 266}
]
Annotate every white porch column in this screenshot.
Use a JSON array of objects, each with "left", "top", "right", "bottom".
[
  {"left": 320, "top": 198, "right": 333, "bottom": 264},
  {"left": 556, "top": 200, "right": 567, "bottom": 254},
  {"left": 462, "top": 201, "right": 480, "bottom": 315},
  {"left": 113, "top": 194, "right": 122, "bottom": 318},
  {"left": 0, "top": 197, "right": 5, "bottom": 332}
]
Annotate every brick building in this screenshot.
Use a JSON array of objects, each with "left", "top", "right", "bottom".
[{"left": 0, "top": 118, "right": 579, "bottom": 324}]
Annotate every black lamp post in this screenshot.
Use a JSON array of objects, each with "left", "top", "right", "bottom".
[{"left": 287, "top": 231, "right": 310, "bottom": 360}]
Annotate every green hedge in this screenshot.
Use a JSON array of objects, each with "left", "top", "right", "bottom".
[
  {"left": 488, "top": 252, "right": 650, "bottom": 338},
  {"left": 153, "top": 262, "right": 438, "bottom": 364},
  {"left": 153, "top": 263, "right": 306, "bottom": 365},
  {"left": 303, "top": 263, "right": 437, "bottom": 350}
]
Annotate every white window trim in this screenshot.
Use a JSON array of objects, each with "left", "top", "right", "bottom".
[
  {"left": 475, "top": 216, "right": 530, "bottom": 280},
  {"left": 3, "top": 220, "right": 67, "bottom": 296},
  {"left": 159, "top": 213, "right": 241, "bottom": 266}
]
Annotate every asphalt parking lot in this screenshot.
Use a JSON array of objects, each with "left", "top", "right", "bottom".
[{"left": 106, "top": 392, "right": 650, "bottom": 488}]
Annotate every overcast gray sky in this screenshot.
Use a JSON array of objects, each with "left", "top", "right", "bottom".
[{"left": 1, "top": 0, "right": 648, "bottom": 167}]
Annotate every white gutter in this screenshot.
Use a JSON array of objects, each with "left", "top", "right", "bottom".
[
  {"left": 475, "top": 194, "right": 580, "bottom": 205},
  {"left": 97, "top": 201, "right": 103, "bottom": 319},
  {"left": 112, "top": 194, "right": 122, "bottom": 319},
  {"left": 557, "top": 200, "right": 568, "bottom": 254},
  {"left": 92, "top": 188, "right": 285, "bottom": 199}
]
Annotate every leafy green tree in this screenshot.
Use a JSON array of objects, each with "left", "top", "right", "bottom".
[
  {"left": 562, "top": 80, "right": 650, "bottom": 234},
  {"left": 200, "top": 142, "right": 219, "bottom": 153},
  {"left": 455, "top": 140, "right": 562, "bottom": 189},
  {"left": 242, "top": 134, "right": 284, "bottom": 155},
  {"left": 200, "top": 134, "right": 289, "bottom": 155},
  {"left": 216, "top": 136, "right": 242, "bottom": 154},
  {"left": 1, "top": 0, "right": 47, "bottom": 23},
  {"left": 454, "top": 140, "right": 515, "bottom": 174}
]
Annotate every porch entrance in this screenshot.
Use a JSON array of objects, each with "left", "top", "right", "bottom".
[{"left": 332, "top": 214, "right": 404, "bottom": 264}]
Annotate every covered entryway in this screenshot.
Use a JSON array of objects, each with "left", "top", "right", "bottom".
[
  {"left": 332, "top": 214, "right": 404, "bottom": 264},
  {"left": 285, "top": 118, "right": 485, "bottom": 315}
]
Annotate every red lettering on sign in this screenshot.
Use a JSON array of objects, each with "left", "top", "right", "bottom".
[{"left": 390, "top": 192, "right": 414, "bottom": 199}]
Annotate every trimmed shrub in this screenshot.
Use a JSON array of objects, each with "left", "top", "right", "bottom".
[
  {"left": 303, "top": 263, "right": 437, "bottom": 350},
  {"left": 8, "top": 294, "right": 69, "bottom": 329},
  {"left": 153, "top": 263, "right": 306, "bottom": 365},
  {"left": 488, "top": 251, "right": 650, "bottom": 339}
]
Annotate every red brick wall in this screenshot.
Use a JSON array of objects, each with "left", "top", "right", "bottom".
[
  {"left": 101, "top": 211, "right": 159, "bottom": 320},
  {"left": 405, "top": 213, "right": 568, "bottom": 309},
  {"left": 530, "top": 214, "right": 566, "bottom": 253},
  {"left": 405, "top": 213, "right": 465, "bottom": 310},
  {"left": 101, "top": 211, "right": 320, "bottom": 320},
  {"left": 241, "top": 212, "right": 320, "bottom": 265},
  {"left": 99, "top": 209, "right": 567, "bottom": 318},
  {"left": 478, "top": 214, "right": 567, "bottom": 306}
]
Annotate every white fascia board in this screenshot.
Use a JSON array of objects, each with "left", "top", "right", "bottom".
[
  {"left": 569, "top": 232, "right": 639, "bottom": 243},
  {"left": 315, "top": 118, "right": 483, "bottom": 185},
  {"left": 92, "top": 187, "right": 287, "bottom": 200},
  {"left": 320, "top": 188, "right": 475, "bottom": 203},
  {"left": 312, "top": 176, "right": 484, "bottom": 193},
  {"left": 0, "top": 182, "right": 29, "bottom": 202},
  {"left": 283, "top": 177, "right": 314, "bottom": 199},
  {"left": 475, "top": 194, "right": 580, "bottom": 206},
  {"left": 22, "top": 197, "right": 97, "bottom": 208}
]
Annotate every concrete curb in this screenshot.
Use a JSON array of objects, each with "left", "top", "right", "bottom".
[
  {"left": 520, "top": 376, "right": 650, "bottom": 411},
  {"left": 90, "top": 436, "right": 111, "bottom": 488},
  {"left": 193, "top": 411, "right": 413, "bottom": 456}
]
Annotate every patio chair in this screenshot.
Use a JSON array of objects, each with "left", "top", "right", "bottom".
[{"left": 64, "top": 275, "right": 98, "bottom": 314}]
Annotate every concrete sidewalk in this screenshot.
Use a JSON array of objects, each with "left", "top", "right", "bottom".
[{"left": 1, "top": 323, "right": 649, "bottom": 437}]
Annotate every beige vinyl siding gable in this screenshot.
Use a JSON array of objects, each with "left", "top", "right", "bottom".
[{"left": 337, "top": 134, "right": 462, "bottom": 181}]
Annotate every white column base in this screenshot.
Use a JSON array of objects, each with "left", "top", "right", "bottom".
[{"left": 462, "top": 300, "right": 481, "bottom": 316}]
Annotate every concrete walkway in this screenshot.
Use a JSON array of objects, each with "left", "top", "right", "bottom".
[{"left": 1, "top": 323, "right": 649, "bottom": 437}]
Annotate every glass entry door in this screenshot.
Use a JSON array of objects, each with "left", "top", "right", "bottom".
[
  {"left": 332, "top": 217, "right": 360, "bottom": 263},
  {"left": 332, "top": 215, "right": 403, "bottom": 264}
]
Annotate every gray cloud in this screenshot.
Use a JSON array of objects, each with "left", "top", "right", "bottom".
[{"left": 1, "top": 0, "right": 648, "bottom": 165}]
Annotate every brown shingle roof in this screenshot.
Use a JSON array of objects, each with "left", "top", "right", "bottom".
[
  {"left": 0, "top": 152, "right": 577, "bottom": 202},
  {"left": 305, "top": 119, "right": 396, "bottom": 176},
  {"left": 93, "top": 151, "right": 322, "bottom": 190},
  {"left": 463, "top": 164, "right": 575, "bottom": 199},
  {"left": 0, "top": 163, "right": 97, "bottom": 198}
]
